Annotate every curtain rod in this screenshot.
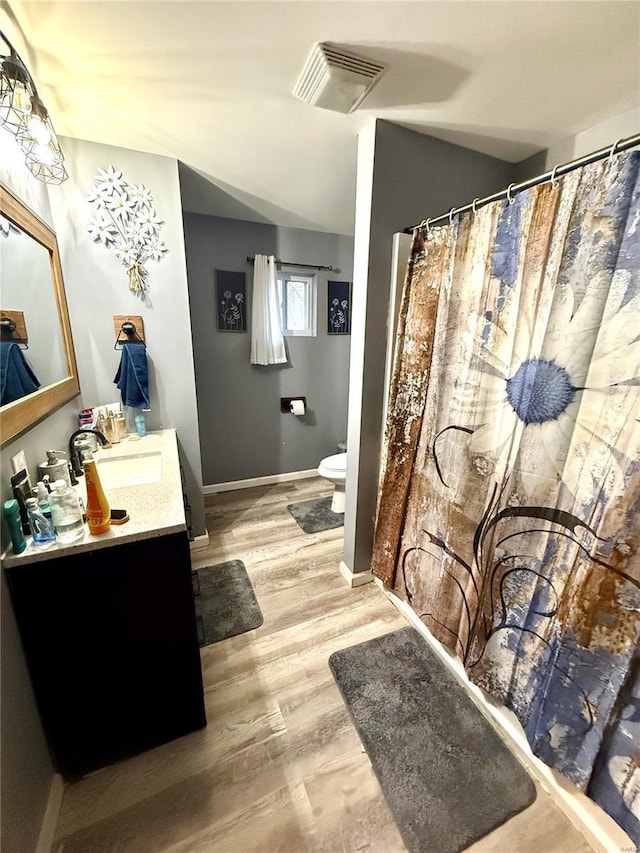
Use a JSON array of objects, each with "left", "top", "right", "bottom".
[
  {"left": 246, "top": 255, "right": 335, "bottom": 272},
  {"left": 404, "top": 133, "right": 640, "bottom": 234}
]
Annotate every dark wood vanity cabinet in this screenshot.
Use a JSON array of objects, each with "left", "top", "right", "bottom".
[{"left": 6, "top": 531, "right": 206, "bottom": 778}]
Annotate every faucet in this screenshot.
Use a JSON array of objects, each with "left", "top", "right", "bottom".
[{"left": 69, "top": 429, "right": 109, "bottom": 477}]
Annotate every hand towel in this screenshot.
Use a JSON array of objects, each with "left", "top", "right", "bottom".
[
  {"left": 114, "top": 342, "right": 151, "bottom": 410},
  {"left": 0, "top": 342, "right": 40, "bottom": 405}
]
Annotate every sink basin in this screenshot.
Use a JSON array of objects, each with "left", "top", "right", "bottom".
[{"left": 96, "top": 451, "right": 162, "bottom": 489}]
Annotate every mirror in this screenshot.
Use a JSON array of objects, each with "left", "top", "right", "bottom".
[{"left": 0, "top": 184, "right": 80, "bottom": 445}]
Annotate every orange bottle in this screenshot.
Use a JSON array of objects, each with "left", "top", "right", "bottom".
[{"left": 84, "top": 456, "right": 110, "bottom": 535}]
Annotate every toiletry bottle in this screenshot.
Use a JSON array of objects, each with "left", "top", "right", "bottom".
[
  {"left": 49, "top": 480, "right": 85, "bottom": 543},
  {"left": 3, "top": 499, "right": 27, "bottom": 554},
  {"left": 105, "top": 413, "right": 120, "bottom": 444},
  {"left": 35, "top": 481, "right": 52, "bottom": 518},
  {"left": 115, "top": 412, "right": 127, "bottom": 441},
  {"left": 83, "top": 455, "right": 111, "bottom": 535},
  {"left": 25, "top": 497, "right": 57, "bottom": 546},
  {"left": 11, "top": 469, "right": 32, "bottom": 535},
  {"left": 135, "top": 414, "right": 147, "bottom": 437},
  {"left": 38, "top": 450, "right": 72, "bottom": 488}
]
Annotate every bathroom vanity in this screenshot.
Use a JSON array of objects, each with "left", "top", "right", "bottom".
[{"left": 2, "top": 430, "right": 206, "bottom": 778}]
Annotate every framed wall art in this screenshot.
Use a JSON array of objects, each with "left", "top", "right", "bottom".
[
  {"left": 215, "top": 270, "right": 247, "bottom": 332},
  {"left": 327, "top": 280, "right": 351, "bottom": 335}
]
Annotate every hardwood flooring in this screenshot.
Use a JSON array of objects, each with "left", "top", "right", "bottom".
[{"left": 54, "top": 478, "right": 593, "bottom": 853}]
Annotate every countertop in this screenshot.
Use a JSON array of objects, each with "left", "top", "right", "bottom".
[{"left": 2, "top": 429, "right": 186, "bottom": 568}]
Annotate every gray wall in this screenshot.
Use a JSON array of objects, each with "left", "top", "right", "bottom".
[
  {"left": 49, "top": 137, "right": 206, "bottom": 537},
  {"left": 183, "top": 214, "right": 353, "bottom": 484},
  {"left": 345, "top": 121, "right": 517, "bottom": 575},
  {"left": 511, "top": 149, "right": 548, "bottom": 183}
]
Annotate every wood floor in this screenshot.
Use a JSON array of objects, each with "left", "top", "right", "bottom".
[{"left": 54, "top": 478, "right": 593, "bottom": 853}]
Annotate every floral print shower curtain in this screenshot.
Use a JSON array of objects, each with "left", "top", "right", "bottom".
[{"left": 372, "top": 151, "right": 640, "bottom": 841}]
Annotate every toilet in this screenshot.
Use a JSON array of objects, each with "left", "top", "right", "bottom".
[{"left": 317, "top": 452, "right": 347, "bottom": 513}]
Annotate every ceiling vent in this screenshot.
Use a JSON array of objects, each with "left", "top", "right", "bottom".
[{"left": 293, "top": 43, "right": 386, "bottom": 114}]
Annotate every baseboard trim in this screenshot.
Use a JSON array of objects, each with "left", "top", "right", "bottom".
[
  {"left": 374, "top": 578, "right": 634, "bottom": 853},
  {"left": 203, "top": 469, "right": 318, "bottom": 494},
  {"left": 189, "top": 531, "right": 210, "bottom": 551},
  {"left": 36, "top": 773, "right": 64, "bottom": 853},
  {"left": 339, "top": 561, "right": 373, "bottom": 588}
]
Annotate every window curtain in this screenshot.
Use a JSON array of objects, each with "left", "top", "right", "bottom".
[
  {"left": 250, "top": 254, "right": 287, "bottom": 365},
  {"left": 372, "top": 151, "right": 640, "bottom": 842}
]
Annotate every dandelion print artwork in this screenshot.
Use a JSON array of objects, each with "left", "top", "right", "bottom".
[
  {"left": 215, "top": 270, "right": 247, "bottom": 332},
  {"left": 86, "top": 166, "right": 168, "bottom": 304},
  {"left": 327, "top": 280, "right": 351, "bottom": 334}
]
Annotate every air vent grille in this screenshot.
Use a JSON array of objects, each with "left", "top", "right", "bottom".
[{"left": 293, "top": 43, "right": 386, "bottom": 113}]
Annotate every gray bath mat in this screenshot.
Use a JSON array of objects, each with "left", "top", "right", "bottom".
[
  {"left": 192, "top": 560, "right": 263, "bottom": 646},
  {"left": 329, "top": 627, "right": 536, "bottom": 853},
  {"left": 287, "top": 495, "right": 344, "bottom": 534}
]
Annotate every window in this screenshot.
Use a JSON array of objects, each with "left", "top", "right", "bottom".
[{"left": 277, "top": 271, "right": 317, "bottom": 336}]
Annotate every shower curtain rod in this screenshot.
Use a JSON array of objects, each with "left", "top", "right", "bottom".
[
  {"left": 404, "top": 133, "right": 640, "bottom": 234},
  {"left": 246, "top": 256, "right": 335, "bottom": 272}
]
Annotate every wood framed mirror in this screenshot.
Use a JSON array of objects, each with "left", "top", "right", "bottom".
[{"left": 0, "top": 183, "right": 80, "bottom": 445}]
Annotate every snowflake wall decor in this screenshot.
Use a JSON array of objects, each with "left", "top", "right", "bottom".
[{"left": 86, "top": 166, "right": 168, "bottom": 303}]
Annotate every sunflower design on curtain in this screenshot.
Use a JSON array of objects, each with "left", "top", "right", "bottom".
[{"left": 372, "top": 151, "right": 640, "bottom": 842}]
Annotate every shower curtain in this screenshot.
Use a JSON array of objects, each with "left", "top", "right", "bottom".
[
  {"left": 250, "top": 254, "right": 287, "bottom": 365},
  {"left": 372, "top": 151, "right": 640, "bottom": 841}
]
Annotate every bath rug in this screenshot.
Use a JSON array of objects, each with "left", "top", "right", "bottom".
[
  {"left": 191, "top": 560, "right": 263, "bottom": 646},
  {"left": 287, "top": 495, "right": 344, "bottom": 534},
  {"left": 329, "top": 627, "right": 536, "bottom": 853}
]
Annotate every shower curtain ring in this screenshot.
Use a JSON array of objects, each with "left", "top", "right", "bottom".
[
  {"left": 550, "top": 165, "right": 560, "bottom": 190},
  {"left": 471, "top": 198, "right": 480, "bottom": 215},
  {"left": 506, "top": 184, "right": 516, "bottom": 205},
  {"left": 423, "top": 218, "right": 434, "bottom": 240},
  {"left": 448, "top": 207, "right": 456, "bottom": 226},
  {"left": 609, "top": 138, "right": 624, "bottom": 162}
]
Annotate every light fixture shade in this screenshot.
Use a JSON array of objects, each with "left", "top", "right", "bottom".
[
  {"left": 22, "top": 136, "right": 65, "bottom": 167},
  {"left": 24, "top": 156, "right": 68, "bottom": 185},
  {"left": 0, "top": 51, "right": 33, "bottom": 131},
  {"left": 16, "top": 95, "right": 63, "bottom": 160},
  {"left": 0, "top": 32, "right": 69, "bottom": 184}
]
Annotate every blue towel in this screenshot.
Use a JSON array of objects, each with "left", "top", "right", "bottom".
[
  {"left": 0, "top": 342, "right": 40, "bottom": 405},
  {"left": 114, "top": 342, "right": 151, "bottom": 410}
]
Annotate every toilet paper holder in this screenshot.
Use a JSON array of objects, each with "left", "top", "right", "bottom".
[{"left": 280, "top": 396, "right": 307, "bottom": 414}]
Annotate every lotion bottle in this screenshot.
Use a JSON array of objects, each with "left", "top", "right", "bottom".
[
  {"left": 38, "top": 450, "right": 72, "bottom": 488},
  {"left": 83, "top": 455, "right": 111, "bottom": 535}
]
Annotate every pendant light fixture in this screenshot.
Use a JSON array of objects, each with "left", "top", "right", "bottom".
[{"left": 0, "top": 30, "right": 68, "bottom": 184}]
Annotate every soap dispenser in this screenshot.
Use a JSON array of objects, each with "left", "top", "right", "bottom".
[
  {"left": 35, "top": 481, "right": 52, "bottom": 519},
  {"left": 38, "top": 450, "right": 72, "bottom": 488}
]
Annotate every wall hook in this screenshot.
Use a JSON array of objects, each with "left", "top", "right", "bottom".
[
  {"left": 0, "top": 312, "right": 28, "bottom": 348},
  {"left": 113, "top": 315, "right": 145, "bottom": 349}
]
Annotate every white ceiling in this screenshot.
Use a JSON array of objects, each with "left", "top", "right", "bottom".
[{"left": 6, "top": 1, "right": 640, "bottom": 235}]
